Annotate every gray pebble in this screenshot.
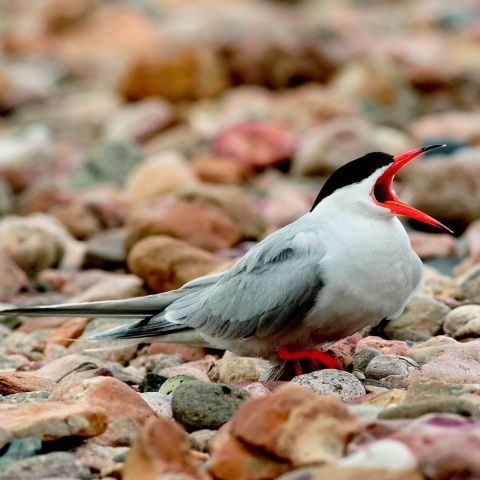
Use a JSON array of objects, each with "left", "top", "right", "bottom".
[
  {"left": 352, "top": 348, "right": 381, "bottom": 372},
  {"left": 172, "top": 380, "right": 250, "bottom": 431},
  {"left": 292, "top": 369, "right": 366, "bottom": 402},
  {"left": 364, "top": 355, "right": 418, "bottom": 380}
]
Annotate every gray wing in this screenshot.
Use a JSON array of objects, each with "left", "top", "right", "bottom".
[{"left": 165, "top": 224, "right": 325, "bottom": 340}]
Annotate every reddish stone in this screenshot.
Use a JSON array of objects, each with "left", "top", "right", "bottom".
[
  {"left": 230, "top": 384, "right": 358, "bottom": 466},
  {"left": 214, "top": 121, "right": 296, "bottom": 168},
  {"left": 147, "top": 343, "right": 208, "bottom": 362},
  {"left": 45, "top": 317, "right": 89, "bottom": 353},
  {"left": 355, "top": 336, "right": 408, "bottom": 356},
  {"left": 0, "top": 371, "right": 57, "bottom": 395},
  {"left": 192, "top": 155, "right": 253, "bottom": 184},
  {"left": 50, "top": 376, "right": 156, "bottom": 446},
  {"left": 123, "top": 417, "right": 209, "bottom": 480}
]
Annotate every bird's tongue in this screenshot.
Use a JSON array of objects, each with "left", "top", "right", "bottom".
[{"left": 377, "top": 145, "right": 453, "bottom": 233}]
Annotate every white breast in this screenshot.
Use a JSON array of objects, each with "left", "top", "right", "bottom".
[{"left": 305, "top": 211, "right": 422, "bottom": 342}]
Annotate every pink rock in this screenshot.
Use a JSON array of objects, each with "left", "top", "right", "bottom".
[
  {"left": 214, "top": 121, "right": 295, "bottom": 168},
  {"left": 236, "top": 382, "right": 272, "bottom": 399},
  {"left": 329, "top": 333, "right": 363, "bottom": 368},
  {"left": 409, "top": 232, "right": 459, "bottom": 260},
  {"left": 147, "top": 343, "right": 207, "bottom": 362},
  {"left": 159, "top": 365, "right": 210, "bottom": 382},
  {"left": 409, "top": 342, "right": 480, "bottom": 384},
  {"left": 356, "top": 336, "right": 408, "bottom": 356}
]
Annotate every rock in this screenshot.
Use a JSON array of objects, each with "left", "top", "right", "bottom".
[
  {"left": 128, "top": 199, "right": 242, "bottom": 252},
  {"left": 292, "top": 370, "right": 365, "bottom": 403},
  {"left": 69, "top": 141, "right": 144, "bottom": 190},
  {"left": 0, "top": 391, "right": 50, "bottom": 405},
  {"left": 328, "top": 333, "right": 362, "bottom": 369},
  {"left": 0, "top": 125, "right": 53, "bottom": 193},
  {"left": 352, "top": 348, "right": 381, "bottom": 372},
  {"left": 280, "top": 467, "right": 422, "bottom": 480},
  {"left": 292, "top": 119, "right": 409, "bottom": 176},
  {"left": 172, "top": 381, "right": 250, "bottom": 431},
  {"left": 422, "top": 265, "right": 456, "bottom": 297},
  {"left": 214, "top": 121, "right": 295, "bottom": 168},
  {"left": 362, "top": 389, "right": 407, "bottom": 409},
  {"left": 123, "top": 417, "right": 209, "bottom": 480},
  {"left": 339, "top": 439, "right": 417, "bottom": 471},
  {"left": 33, "top": 354, "right": 104, "bottom": 383},
  {"left": 50, "top": 376, "right": 155, "bottom": 446},
  {"left": 419, "top": 433, "right": 480, "bottom": 480},
  {"left": 140, "top": 393, "right": 172, "bottom": 419},
  {"left": 158, "top": 375, "right": 199, "bottom": 396},
  {"left": 378, "top": 398, "right": 480, "bottom": 419},
  {"left": 0, "top": 437, "right": 42, "bottom": 468},
  {"left": 465, "top": 219, "right": 480, "bottom": 262},
  {"left": 68, "top": 273, "right": 143, "bottom": 303},
  {"left": 409, "top": 342, "right": 480, "bottom": 384},
  {"left": 189, "top": 429, "right": 216, "bottom": 452},
  {"left": 0, "top": 401, "right": 107, "bottom": 440},
  {"left": 356, "top": 336, "right": 408, "bottom": 356},
  {"left": 74, "top": 443, "right": 129, "bottom": 476},
  {"left": 147, "top": 343, "right": 207, "bottom": 362},
  {"left": 192, "top": 155, "right": 252, "bottom": 184},
  {"left": 0, "top": 214, "right": 76, "bottom": 275},
  {"left": 455, "top": 265, "right": 480, "bottom": 301},
  {"left": 209, "top": 429, "right": 290, "bottom": 480},
  {"left": 3, "top": 329, "right": 51, "bottom": 360},
  {"left": 364, "top": 355, "right": 418, "bottom": 381},
  {"left": 238, "top": 382, "right": 272, "bottom": 399},
  {"left": 385, "top": 296, "right": 450, "bottom": 341},
  {"left": 405, "top": 380, "right": 480, "bottom": 404},
  {"left": 0, "top": 251, "right": 29, "bottom": 301},
  {"left": 105, "top": 98, "right": 174, "bottom": 143},
  {"left": 84, "top": 228, "right": 128, "bottom": 270},
  {"left": 139, "top": 373, "right": 167, "bottom": 393},
  {"left": 127, "top": 235, "right": 229, "bottom": 292},
  {"left": 0, "top": 452, "right": 91, "bottom": 480},
  {"left": 443, "top": 305, "right": 480, "bottom": 339},
  {"left": 44, "top": 317, "right": 89, "bottom": 353},
  {"left": 228, "top": 383, "right": 358, "bottom": 466},
  {"left": 401, "top": 151, "right": 480, "bottom": 226},
  {"left": 0, "top": 372, "right": 56, "bottom": 395},
  {"left": 218, "top": 352, "right": 270, "bottom": 384},
  {"left": 158, "top": 365, "right": 211, "bottom": 383},
  {"left": 126, "top": 151, "right": 197, "bottom": 208},
  {"left": 410, "top": 111, "right": 480, "bottom": 144},
  {"left": 409, "top": 232, "right": 459, "bottom": 260},
  {"left": 406, "top": 336, "right": 462, "bottom": 364},
  {"left": 119, "top": 46, "right": 229, "bottom": 102}
]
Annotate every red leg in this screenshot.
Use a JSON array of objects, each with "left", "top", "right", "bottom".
[{"left": 277, "top": 346, "right": 343, "bottom": 371}]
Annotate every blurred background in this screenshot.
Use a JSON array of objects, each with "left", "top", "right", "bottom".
[{"left": 0, "top": 0, "right": 479, "bottom": 296}]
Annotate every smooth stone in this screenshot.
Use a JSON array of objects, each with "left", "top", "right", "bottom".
[
  {"left": 339, "top": 439, "right": 417, "bottom": 471},
  {"left": 139, "top": 373, "right": 167, "bottom": 393},
  {"left": 362, "top": 389, "right": 407, "bottom": 409},
  {"left": 406, "top": 336, "right": 462, "bottom": 364},
  {"left": 0, "top": 391, "right": 50, "bottom": 405},
  {"left": 355, "top": 336, "right": 408, "bottom": 356},
  {"left": 172, "top": 381, "right": 250, "bottom": 431},
  {"left": 352, "top": 348, "right": 381, "bottom": 373},
  {"left": 140, "top": 393, "right": 172, "bottom": 419},
  {"left": 443, "top": 305, "right": 480, "bottom": 339},
  {"left": 378, "top": 398, "right": 480, "bottom": 420},
  {"left": 0, "top": 452, "right": 91, "bottom": 480},
  {"left": 455, "top": 265, "right": 480, "bottom": 301},
  {"left": 385, "top": 296, "right": 450, "bottom": 341},
  {"left": 189, "top": 429, "right": 216, "bottom": 452},
  {"left": 0, "top": 437, "right": 42, "bottom": 468},
  {"left": 364, "top": 355, "right": 418, "bottom": 380},
  {"left": 292, "top": 370, "right": 366, "bottom": 402},
  {"left": 218, "top": 352, "right": 270, "bottom": 384},
  {"left": 158, "top": 375, "right": 201, "bottom": 396}
]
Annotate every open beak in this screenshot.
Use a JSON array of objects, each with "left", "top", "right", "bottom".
[{"left": 371, "top": 144, "right": 453, "bottom": 233}]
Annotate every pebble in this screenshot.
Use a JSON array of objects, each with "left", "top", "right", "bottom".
[
  {"left": 50, "top": 376, "right": 156, "bottom": 446},
  {"left": 292, "top": 370, "right": 366, "bottom": 403},
  {"left": 158, "top": 375, "right": 199, "bottom": 396},
  {"left": 140, "top": 393, "right": 173, "bottom": 419},
  {"left": 355, "top": 336, "right": 408, "bottom": 356},
  {"left": 127, "top": 235, "right": 229, "bottom": 292},
  {"left": 0, "top": 401, "right": 107, "bottom": 441},
  {"left": 385, "top": 296, "right": 450, "bottom": 341},
  {"left": 406, "top": 336, "right": 462, "bottom": 364},
  {"left": 217, "top": 352, "right": 270, "bottom": 384},
  {"left": 364, "top": 355, "right": 418, "bottom": 381},
  {"left": 352, "top": 348, "right": 381, "bottom": 372},
  {"left": 0, "top": 452, "right": 92, "bottom": 480},
  {"left": 189, "top": 429, "right": 216, "bottom": 452},
  {"left": 172, "top": 380, "right": 250, "bottom": 431},
  {"left": 443, "top": 305, "right": 480, "bottom": 339}
]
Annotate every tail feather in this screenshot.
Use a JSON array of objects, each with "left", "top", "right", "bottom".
[{"left": 0, "top": 292, "right": 180, "bottom": 318}]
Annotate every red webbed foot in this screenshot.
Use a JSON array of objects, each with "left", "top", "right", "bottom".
[{"left": 277, "top": 346, "right": 343, "bottom": 375}]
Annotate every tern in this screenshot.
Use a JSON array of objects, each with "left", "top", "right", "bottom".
[{"left": 2, "top": 145, "right": 450, "bottom": 377}]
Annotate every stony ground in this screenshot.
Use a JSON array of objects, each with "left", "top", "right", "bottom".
[{"left": 1, "top": 0, "right": 480, "bottom": 479}]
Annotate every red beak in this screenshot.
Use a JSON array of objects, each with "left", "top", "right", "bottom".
[{"left": 372, "top": 145, "right": 453, "bottom": 233}]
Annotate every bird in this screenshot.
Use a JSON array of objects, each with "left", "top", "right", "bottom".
[{"left": 2, "top": 145, "right": 451, "bottom": 379}]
